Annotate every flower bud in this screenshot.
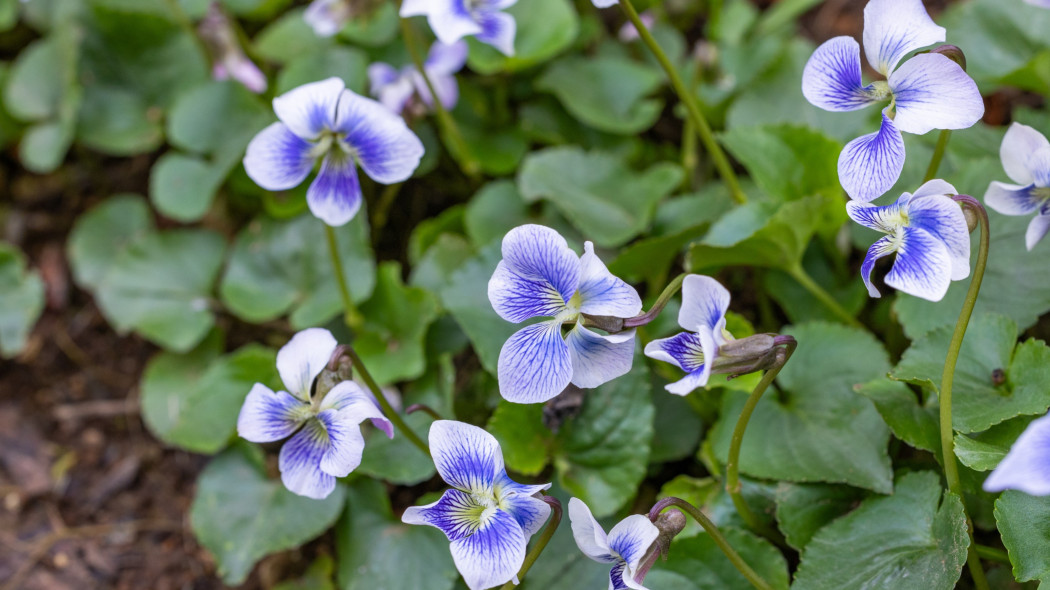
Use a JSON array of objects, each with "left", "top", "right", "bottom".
[
  {"left": 963, "top": 203, "right": 979, "bottom": 233},
  {"left": 634, "top": 509, "right": 688, "bottom": 583},
  {"left": 930, "top": 45, "right": 967, "bottom": 71},
  {"left": 711, "top": 333, "right": 781, "bottom": 379}
]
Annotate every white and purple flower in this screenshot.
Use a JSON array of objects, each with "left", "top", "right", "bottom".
[
  {"left": 568, "top": 498, "right": 660, "bottom": 590},
  {"left": 400, "top": 0, "right": 517, "bottom": 56},
  {"left": 984, "top": 122, "right": 1050, "bottom": 251},
  {"left": 368, "top": 41, "right": 468, "bottom": 116},
  {"left": 847, "top": 179, "right": 970, "bottom": 301},
  {"left": 801, "top": 0, "right": 984, "bottom": 202},
  {"left": 199, "top": 3, "right": 267, "bottom": 93},
  {"left": 618, "top": 10, "right": 655, "bottom": 41},
  {"left": 304, "top": 0, "right": 352, "bottom": 37},
  {"left": 487, "top": 225, "right": 643, "bottom": 404},
  {"left": 984, "top": 413, "right": 1050, "bottom": 495},
  {"left": 243, "top": 77, "right": 424, "bottom": 227},
  {"left": 402, "top": 420, "right": 552, "bottom": 590},
  {"left": 237, "top": 328, "right": 393, "bottom": 500},
  {"left": 644, "top": 275, "right": 732, "bottom": 395}
]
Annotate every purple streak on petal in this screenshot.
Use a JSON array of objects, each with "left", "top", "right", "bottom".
[
  {"left": 1001, "top": 123, "right": 1050, "bottom": 185},
  {"left": 306, "top": 152, "right": 362, "bottom": 227},
  {"left": 272, "top": 77, "right": 344, "bottom": 140},
  {"left": 610, "top": 562, "right": 630, "bottom": 590},
  {"left": 907, "top": 192, "right": 970, "bottom": 281},
  {"left": 488, "top": 261, "right": 571, "bottom": 323},
  {"left": 497, "top": 321, "right": 573, "bottom": 404},
  {"left": 860, "top": 235, "right": 896, "bottom": 298},
  {"left": 449, "top": 507, "right": 526, "bottom": 590},
  {"left": 335, "top": 89, "right": 424, "bottom": 184},
  {"left": 846, "top": 199, "right": 903, "bottom": 233},
  {"left": 1027, "top": 214, "right": 1050, "bottom": 251},
  {"left": 862, "top": 0, "right": 945, "bottom": 76},
  {"left": 429, "top": 420, "right": 505, "bottom": 493},
  {"left": 278, "top": 419, "right": 336, "bottom": 499},
  {"left": 475, "top": 10, "right": 516, "bottom": 56},
  {"left": 577, "top": 242, "right": 642, "bottom": 318},
  {"left": 498, "top": 491, "right": 551, "bottom": 539},
  {"left": 237, "top": 383, "right": 308, "bottom": 443},
  {"left": 243, "top": 122, "right": 316, "bottom": 191},
  {"left": 984, "top": 413, "right": 1050, "bottom": 495},
  {"left": 644, "top": 331, "right": 706, "bottom": 373},
  {"left": 889, "top": 54, "right": 984, "bottom": 135},
  {"left": 315, "top": 408, "right": 367, "bottom": 477},
  {"left": 678, "top": 274, "right": 730, "bottom": 334},
  {"left": 985, "top": 182, "right": 1045, "bottom": 216},
  {"left": 565, "top": 323, "right": 636, "bottom": 389},
  {"left": 495, "top": 225, "right": 581, "bottom": 307},
  {"left": 838, "top": 111, "right": 906, "bottom": 202},
  {"left": 402, "top": 487, "right": 485, "bottom": 540},
  {"left": 885, "top": 226, "right": 953, "bottom": 301},
  {"left": 607, "top": 515, "right": 659, "bottom": 568},
  {"left": 802, "top": 36, "right": 880, "bottom": 112}
]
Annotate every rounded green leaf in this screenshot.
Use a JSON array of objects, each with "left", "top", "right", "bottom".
[
  {"left": 276, "top": 46, "right": 368, "bottom": 95},
  {"left": 994, "top": 490, "right": 1050, "bottom": 584},
  {"left": 652, "top": 528, "right": 789, "bottom": 590},
  {"left": 537, "top": 55, "right": 664, "bottom": 135},
  {"left": 67, "top": 193, "right": 154, "bottom": 290},
  {"left": 0, "top": 243, "right": 45, "bottom": 358},
  {"left": 149, "top": 153, "right": 226, "bottom": 222}
]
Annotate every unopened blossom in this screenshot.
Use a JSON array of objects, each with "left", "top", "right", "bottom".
[
  {"left": 243, "top": 77, "right": 424, "bottom": 226},
  {"left": 237, "top": 328, "right": 393, "bottom": 499},
  {"left": 368, "top": 41, "right": 468, "bottom": 116},
  {"left": 304, "top": 0, "right": 353, "bottom": 37},
  {"left": 984, "top": 122, "right": 1050, "bottom": 250},
  {"left": 402, "top": 420, "right": 551, "bottom": 590},
  {"left": 199, "top": 3, "right": 267, "bottom": 93},
  {"left": 488, "top": 225, "right": 642, "bottom": 404},
  {"left": 984, "top": 413, "right": 1050, "bottom": 495},
  {"left": 644, "top": 275, "right": 732, "bottom": 395},
  {"left": 568, "top": 498, "right": 660, "bottom": 590},
  {"left": 847, "top": 179, "right": 970, "bottom": 301},
  {"left": 801, "top": 0, "right": 984, "bottom": 202},
  {"left": 400, "top": 0, "right": 517, "bottom": 56},
  {"left": 618, "top": 10, "right": 655, "bottom": 40}
]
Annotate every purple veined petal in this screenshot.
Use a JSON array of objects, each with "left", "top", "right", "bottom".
[
  {"left": 278, "top": 419, "right": 337, "bottom": 499},
  {"left": 315, "top": 408, "right": 368, "bottom": 477},
  {"left": 276, "top": 328, "right": 338, "bottom": 401},
  {"left": 862, "top": 0, "right": 945, "bottom": 76},
  {"left": 860, "top": 235, "right": 897, "bottom": 298},
  {"left": 497, "top": 321, "right": 573, "bottom": 404},
  {"left": 243, "top": 122, "right": 316, "bottom": 191},
  {"left": 607, "top": 514, "right": 660, "bottom": 576},
  {"left": 495, "top": 225, "right": 581, "bottom": 309},
  {"left": 475, "top": 9, "right": 517, "bottom": 56},
  {"left": 1027, "top": 214, "right": 1050, "bottom": 251},
  {"left": 983, "top": 413, "right": 1050, "bottom": 495},
  {"left": 237, "top": 383, "right": 310, "bottom": 442},
  {"left": 429, "top": 420, "right": 505, "bottom": 493},
  {"left": 306, "top": 152, "right": 363, "bottom": 227},
  {"left": 678, "top": 274, "right": 730, "bottom": 333},
  {"left": 304, "top": 0, "right": 350, "bottom": 37},
  {"left": 1030, "top": 147, "right": 1050, "bottom": 188},
  {"left": 985, "top": 181, "right": 1046, "bottom": 216},
  {"left": 643, "top": 332, "right": 706, "bottom": 373},
  {"left": 1001, "top": 122, "right": 1050, "bottom": 185},
  {"left": 565, "top": 323, "right": 636, "bottom": 389},
  {"left": 577, "top": 242, "right": 643, "bottom": 318},
  {"left": 488, "top": 261, "right": 572, "bottom": 323},
  {"left": 567, "top": 497, "right": 616, "bottom": 563},
  {"left": 885, "top": 226, "right": 953, "bottom": 301},
  {"left": 401, "top": 0, "right": 483, "bottom": 45},
  {"left": 907, "top": 192, "right": 970, "bottom": 281},
  {"left": 666, "top": 327, "right": 717, "bottom": 396},
  {"left": 403, "top": 487, "right": 486, "bottom": 540},
  {"left": 449, "top": 507, "right": 527, "bottom": 590},
  {"left": 334, "top": 89, "right": 425, "bottom": 184},
  {"left": 497, "top": 491, "right": 552, "bottom": 539},
  {"left": 801, "top": 36, "right": 881, "bottom": 112},
  {"left": 609, "top": 561, "right": 631, "bottom": 590},
  {"left": 320, "top": 381, "right": 394, "bottom": 439},
  {"left": 426, "top": 40, "right": 469, "bottom": 76},
  {"left": 272, "top": 77, "right": 344, "bottom": 140},
  {"left": 889, "top": 54, "right": 985, "bottom": 136},
  {"left": 838, "top": 110, "right": 906, "bottom": 202},
  {"left": 845, "top": 199, "right": 905, "bottom": 233}
]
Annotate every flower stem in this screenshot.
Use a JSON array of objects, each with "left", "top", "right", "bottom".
[
  {"left": 405, "top": 403, "right": 444, "bottom": 420},
  {"left": 618, "top": 0, "right": 746, "bottom": 205},
  {"left": 785, "top": 263, "right": 862, "bottom": 328},
  {"left": 923, "top": 130, "right": 952, "bottom": 183},
  {"left": 324, "top": 225, "right": 364, "bottom": 331},
  {"left": 499, "top": 496, "right": 563, "bottom": 590},
  {"left": 725, "top": 337, "right": 796, "bottom": 532},
  {"left": 398, "top": 17, "right": 480, "bottom": 179},
  {"left": 345, "top": 345, "right": 431, "bottom": 456},
  {"left": 974, "top": 544, "right": 1010, "bottom": 565},
  {"left": 623, "top": 273, "right": 686, "bottom": 328},
  {"left": 649, "top": 498, "right": 774, "bottom": 590},
  {"left": 942, "top": 195, "right": 990, "bottom": 590}
]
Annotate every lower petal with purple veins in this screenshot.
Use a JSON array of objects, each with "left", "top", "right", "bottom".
[
  {"left": 488, "top": 260, "right": 569, "bottom": 324},
  {"left": 316, "top": 408, "right": 368, "bottom": 477},
  {"left": 278, "top": 419, "right": 336, "bottom": 499},
  {"left": 402, "top": 488, "right": 486, "bottom": 541},
  {"left": 644, "top": 331, "right": 706, "bottom": 373},
  {"left": 475, "top": 10, "right": 517, "bottom": 56},
  {"left": 306, "top": 152, "right": 362, "bottom": 227},
  {"left": 565, "top": 323, "right": 636, "bottom": 389},
  {"left": 497, "top": 321, "right": 573, "bottom": 404},
  {"left": 838, "top": 111, "right": 905, "bottom": 203},
  {"left": 449, "top": 508, "right": 527, "bottom": 590},
  {"left": 907, "top": 193, "right": 970, "bottom": 281},
  {"left": 237, "top": 383, "right": 309, "bottom": 443},
  {"left": 243, "top": 122, "right": 316, "bottom": 191},
  {"left": 860, "top": 235, "right": 897, "bottom": 298},
  {"left": 885, "top": 226, "right": 953, "bottom": 302}
]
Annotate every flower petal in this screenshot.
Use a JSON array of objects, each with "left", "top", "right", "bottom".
[
  {"left": 846, "top": 199, "right": 904, "bottom": 234},
  {"left": 643, "top": 331, "right": 706, "bottom": 373},
  {"left": 276, "top": 328, "right": 338, "bottom": 401},
  {"left": 860, "top": 235, "right": 897, "bottom": 298},
  {"left": 449, "top": 507, "right": 526, "bottom": 590},
  {"left": 608, "top": 514, "right": 660, "bottom": 572},
  {"left": 429, "top": 420, "right": 504, "bottom": 493},
  {"left": 885, "top": 226, "right": 953, "bottom": 301},
  {"left": 306, "top": 152, "right": 362, "bottom": 227},
  {"left": 594, "top": 0, "right": 619, "bottom": 7},
  {"left": 335, "top": 89, "right": 425, "bottom": 184},
  {"left": 983, "top": 413, "right": 1050, "bottom": 495},
  {"left": 678, "top": 274, "right": 730, "bottom": 334},
  {"left": 498, "top": 491, "right": 551, "bottom": 539},
  {"left": 401, "top": 0, "right": 483, "bottom": 45},
  {"left": 369, "top": 63, "right": 415, "bottom": 115},
  {"left": 910, "top": 178, "right": 958, "bottom": 200},
  {"left": 838, "top": 110, "right": 906, "bottom": 202},
  {"left": 497, "top": 321, "right": 573, "bottom": 404},
  {"left": 1027, "top": 214, "right": 1050, "bottom": 251},
  {"left": 426, "top": 40, "right": 469, "bottom": 75},
  {"left": 237, "top": 383, "right": 309, "bottom": 442},
  {"left": 412, "top": 69, "right": 459, "bottom": 111},
  {"left": 862, "top": 0, "right": 945, "bottom": 76},
  {"left": 402, "top": 487, "right": 487, "bottom": 540},
  {"left": 315, "top": 408, "right": 367, "bottom": 477},
  {"left": 889, "top": 53, "right": 985, "bottom": 136},
  {"left": 304, "top": 0, "right": 346, "bottom": 37},
  {"left": 273, "top": 77, "right": 343, "bottom": 140},
  {"left": 243, "top": 122, "right": 315, "bottom": 191},
  {"left": 488, "top": 261, "right": 570, "bottom": 323},
  {"left": 802, "top": 36, "right": 880, "bottom": 112},
  {"left": 985, "top": 182, "right": 1046, "bottom": 216},
  {"left": 475, "top": 10, "right": 516, "bottom": 56},
  {"left": 278, "top": 419, "right": 336, "bottom": 499},
  {"left": 1000, "top": 122, "right": 1050, "bottom": 185},
  {"left": 567, "top": 497, "right": 616, "bottom": 563},
  {"left": 320, "top": 381, "right": 393, "bottom": 439},
  {"left": 666, "top": 327, "right": 717, "bottom": 396},
  {"left": 494, "top": 225, "right": 581, "bottom": 312},
  {"left": 907, "top": 193, "right": 970, "bottom": 281},
  {"left": 577, "top": 242, "right": 642, "bottom": 318},
  {"left": 565, "top": 323, "right": 636, "bottom": 389}
]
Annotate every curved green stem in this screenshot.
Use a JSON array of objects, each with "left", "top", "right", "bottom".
[
  {"left": 499, "top": 496, "right": 562, "bottom": 590},
  {"left": 345, "top": 346, "right": 431, "bottom": 456},
  {"left": 941, "top": 195, "right": 990, "bottom": 590},
  {"left": 726, "top": 338, "right": 796, "bottom": 532},
  {"left": 785, "top": 263, "right": 862, "bottom": 328},
  {"left": 650, "top": 498, "right": 774, "bottom": 590},
  {"left": 923, "top": 130, "right": 952, "bottom": 183},
  {"left": 325, "top": 225, "right": 364, "bottom": 331},
  {"left": 619, "top": 0, "right": 746, "bottom": 205},
  {"left": 974, "top": 544, "right": 1010, "bottom": 565},
  {"left": 623, "top": 273, "right": 686, "bottom": 328}
]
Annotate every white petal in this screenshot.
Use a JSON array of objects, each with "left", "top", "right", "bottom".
[
  {"left": 568, "top": 497, "right": 616, "bottom": 563},
  {"left": 906, "top": 193, "right": 970, "bottom": 281},
  {"left": 910, "top": 179, "right": 958, "bottom": 199},
  {"left": 565, "top": 323, "right": 636, "bottom": 389},
  {"left": 607, "top": 515, "right": 660, "bottom": 570},
  {"left": 316, "top": 408, "right": 367, "bottom": 477},
  {"left": 497, "top": 321, "right": 573, "bottom": 404},
  {"left": 278, "top": 420, "right": 337, "bottom": 499},
  {"left": 425, "top": 40, "right": 469, "bottom": 75},
  {"left": 488, "top": 260, "right": 572, "bottom": 323},
  {"left": 677, "top": 274, "right": 730, "bottom": 333},
  {"left": 985, "top": 181, "right": 1046, "bottom": 216},
  {"left": 802, "top": 36, "right": 881, "bottom": 112},
  {"left": 242, "top": 122, "right": 315, "bottom": 191},
  {"left": 429, "top": 420, "right": 505, "bottom": 493},
  {"left": 663, "top": 327, "right": 716, "bottom": 396},
  {"left": 320, "top": 381, "right": 394, "bottom": 439},
  {"left": 306, "top": 152, "right": 362, "bottom": 227},
  {"left": 889, "top": 53, "right": 985, "bottom": 136},
  {"left": 1001, "top": 122, "right": 1050, "bottom": 185},
  {"left": 846, "top": 198, "right": 905, "bottom": 234},
  {"left": 449, "top": 508, "right": 526, "bottom": 590},
  {"left": 237, "top": 383, "right": 309, "bottom": 443},
  {"left": 402, "top": 0, "right": 483, "bottom": 45},
  {"left": 276, "top": 328, "right": 338, "bottom": 401},
  {"left": 272, "top": 77, "right": 344, "bottom": 140},
  {"left": 862, "top": 0, "right": 945, "bottom": 76},
  {"left": 304, "top": 0, "right": 347, "bottom": 37},
  {"left": 860, "top": 235, "right": 897, "bottom": 298},
  {"left": 643, "top": 331, "right": 706, "bottom": 373},
  {"left": 494, "top": 225, "right": 581, "bottom": 311},
  {"left": 335, "top": 89, "right": 425, "bottom": 184},
  {"left": 984, "top": 413, "right": 1050, "bottom": 495},
  {"left": 1027, "top": 215, "right": 1050, "bottom": 251},
  {"left": 885, "top": 226, "right": 953, "bottom": 301},
  {"left": 475, "top": 10, "right": 516, "bottom": 56},
  {"left": 838, "top": 110, "right": 906, "bottom": 202},
  {"left": 498, "top": 489, "right": 552, "bottom": 539},
  {"left": 577, "top": 242, "right": 642, "bottom": 318}
]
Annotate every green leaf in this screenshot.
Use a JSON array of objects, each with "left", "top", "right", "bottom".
[
  {"left": 76, "top": 85, "right": 163, "bottom": 155},
  {"left": 941, "top": 0, "right": 1050, "bottom": 93},
  {"left": 855, "top": 378, "right": 940, "bottom": 454},
  {"left": 792, "top": 472, "right": 969, "bottom": 590},
  {"left": 994, "top": 490, "right": 1050, "bottom": 584},
  {"left": 336, "top": 3, "right": 398, "bottom": 46},
  {"left": 487, "top": 401, "right": 552, "bottom": 476},
  {"left": 954, "top": 416, "right": 1035, "bottom": 472},
  {"left": 167, "top": 80, "right": 271, "bottom": 158},
  {"left": 0, "top": 243, "right": 45, "bottom": 358},
  {"left": 274, "top": 555, "right": 335, "bottom": 590},
  {"left": 463, "top": 180, "right": 530, "bottom": 248},
  {"left": 536, "top": 55, "right": 663, "bottom": 135},
  {"left": 67, "top": 194, "right": 154, "bottom": 290},
  {"left": 652, "top": 528, "right": 789, "bottom": 590},
  {"left": 253, "top": 7, "right": 332, "bottom": 64},
  {"left": 20, "top": 119, "right": 75, "bottom": 173},
  {"left": 710, "top": 322, "right": 893, "bottom": 493},
  {"left": 553, "top": 364, "right": 654, "bottom": 517},
  {"left": 95, "top": 229, "right": 225, "bottom": 352},
  {"left": 650, "top": 385, "right": 704, "bottom": 463},
  {"left": 276, "top": 46, "right": 369, "bottom": 95},
  {"left": 190, "top": 445, "right": 346, "bottom": 585},
  {"left": 3, "top": 36, "right": 69, "bottom": 121},
  {"left": 465, "top": 0, "right": 578, "bottom": 74},
  {"left": 720, "top": 124, "right": 842, "bottom": 202},
  {"left": 518, "top": 147, "right": 682, "bottom": 247},
  {"left": 774, "top": 483, "right": 865, "bottom": 551},
  {"left": 335, "top": 479, "right": 458, "bottom": 590},
  {"left": 220, "top": 214, "right": 375, "bottom": 330},
  {"left": 892, "top": 313, "right": 1050, "bottom": 433},
  {"left": 149, "top": 153, "right": 226, "bottom": 222}
]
